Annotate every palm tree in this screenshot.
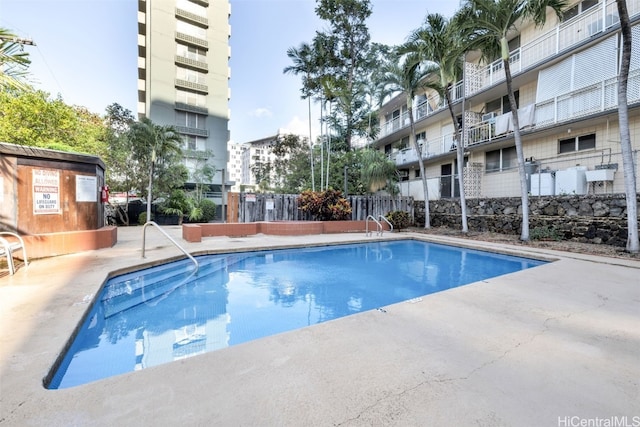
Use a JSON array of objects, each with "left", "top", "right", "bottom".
[
  {"left": 360, "top": 149, "right": 397, "bottom": 193},
  {"left": 0, "top": 28, "right": 32, "bottom": 92},
  {"left": 128, "top": 117, "right": 184, "bottom": 223},
  {"left": 284, "top": 43, "right": 317, "bottom": 191},
  {"left": 458, "top": 0, "right": 566, "bottom": 241},
  {"left": 615, "top": 0, "right": 639, "bottom": 253},
  {"left": 378, "top": 52, "right": 439, "bottom": 228},
  {"left": 405, "top": 13, "right": 469, "bottom": 232}
]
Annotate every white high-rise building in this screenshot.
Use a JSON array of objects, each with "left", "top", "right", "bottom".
[{"left": 137, "top": 0, "right": 231, "bottom": 206}]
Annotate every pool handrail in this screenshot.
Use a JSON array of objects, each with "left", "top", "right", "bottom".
[
  {"left": 378, "top": 215, "right": 393, "bottom": 233},
  {"left": 141, "top": 221, "right": 199, "bottom": 272},
  {"left": 366, "top": 215, "right": 383, "bottom": 237}
]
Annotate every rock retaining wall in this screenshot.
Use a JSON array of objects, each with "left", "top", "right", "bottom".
[{"left": 413, "top": 194, "right": 640, "bottom": 247}]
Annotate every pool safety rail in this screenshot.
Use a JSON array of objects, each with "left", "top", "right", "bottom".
[
  {"left": 366, "top": 215, "right": 393, "bottom": 237},
  {"left": 141, "top": 221, "right": 199, "bottom": 272}
]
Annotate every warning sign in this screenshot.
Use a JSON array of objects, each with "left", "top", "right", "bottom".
[{"left": 33, "top": 169, "right": 61, "bottom": 214}]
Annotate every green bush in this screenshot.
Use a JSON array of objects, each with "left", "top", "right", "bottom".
[
  {"left": 138, "top": 212, "right": 151, "bottom": 225},
  {"left": 530, "top": 225, "right": 562, "bottom": 241},
  {"left": 198, "top": 199, "right": 216, "bottom": 222},
  {"left": 385, "top": 210, "right": 412, "bottom": 230},
  {"left": 298, "top": 188, "right": 352, "bottom": 221}
]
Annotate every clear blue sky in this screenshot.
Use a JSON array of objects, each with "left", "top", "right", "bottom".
[{"left": 0, "top": 0, "right": 459, "bottom": 144}]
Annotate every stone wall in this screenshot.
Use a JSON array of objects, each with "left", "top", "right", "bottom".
[{"left": 413, "top": 194, "right": 640, "bottom": 247}]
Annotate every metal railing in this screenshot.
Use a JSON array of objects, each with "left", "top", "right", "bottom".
[
  {"left": 141, "top": 221, "right": 199, "bottom": 272},
  {"left": 366, "top": 215, "right": 382, "bottom": 237},
  {"left": 378, "top": 215, "right": 393, "bottom": 233},
  {"left": 379, "top": 0, "right": 640, "bottom": 142}
]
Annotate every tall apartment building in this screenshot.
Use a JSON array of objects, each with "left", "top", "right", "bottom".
[
  {"left": 226, "top": 141, "right": 245, "bottom": 192},
  {"left": 374, "top": 0, "right": 640, "bottom": 201},
  {"left": 239, "top": 131, "right": 296, "bottom": 192},
  {"left": 137, "top": 0, "right": 231, "bottom": 202}
]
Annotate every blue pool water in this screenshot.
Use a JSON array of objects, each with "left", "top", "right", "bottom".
[{"left": 47, "top": 240, "right": 545, "bottom": 389}]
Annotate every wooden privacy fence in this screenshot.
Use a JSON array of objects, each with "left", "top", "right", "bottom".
[{"left": 230, "top": 193, "right": 414, "bottom": 223}]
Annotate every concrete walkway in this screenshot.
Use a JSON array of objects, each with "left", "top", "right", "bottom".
[{"left": 1, "top": 226, "right": 639, "bottom": 426}]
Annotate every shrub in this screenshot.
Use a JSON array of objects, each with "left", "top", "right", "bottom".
[
  {"left": 195, "top": 198, "right": 217, "bottom": 222},
  {"left": 530, "top": 225, "right": 562, "bottom": 241},
  {"left": 138, "top": 212, "right": 152, "bottom": 225},
  {"left": 385, "top": 210, "right": 412, "bottom": 230},
  {"left": 298, "top": 188, "right": 352, "bottom": 221}
]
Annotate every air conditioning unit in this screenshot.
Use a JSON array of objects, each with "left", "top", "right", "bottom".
[{"left": 482, "top": 112, "right": 497, "bottom": 122}]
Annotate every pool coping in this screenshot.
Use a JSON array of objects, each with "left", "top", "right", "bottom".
[{"left": 1, "top": 227, "right": 639, "bottom": 426}]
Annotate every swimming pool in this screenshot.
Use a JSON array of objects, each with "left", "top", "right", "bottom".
[{"left": 47, "top": 239, "right": 546, "bottom": 389}]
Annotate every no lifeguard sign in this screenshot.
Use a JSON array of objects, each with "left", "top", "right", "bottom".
[{"left": 33, "top": 169, "right": 61, "bottom": 215}]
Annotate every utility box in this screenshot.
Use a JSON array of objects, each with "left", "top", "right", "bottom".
[
  {"left": 531, "top": 172, "right": 555, "bottom": 196},
  {"left": 555, "top": 166, "right": 588, "bottom": 195}
]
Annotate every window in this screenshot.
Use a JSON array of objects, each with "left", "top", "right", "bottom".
[
  {"left": 177, "top": 0, "right": 206, "bottom": 16},
  {"left": 563, "top": 0, "right": 598, "bottom": 21},
  {"left": 176, "top": 20, "right": 206, "bottom": 39},
  {"left": 486, "top": 146, "right": 517, "bottom": 172},
  {"left": 176, "top": 111, "right": 206, "bottom": 129},
  {"left": 176, "top": 89, "right": 206, "bottom": 107},
  {"left": 176, "top": 43, "right": 206, "bottom": 62},
  {"left": 558, "top": 133, "right": 596, "bottom": 153},
  {"left": 176, "top": 67, "right": 206, "bottom": 85},
  {"left": 183, "top": 135, "right": 204, "bottom": 151},
  {"left": 485, "top": 91, "right": 519, "bottom": 115}
]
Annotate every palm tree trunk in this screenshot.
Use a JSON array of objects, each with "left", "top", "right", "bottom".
[
  {"left": 504, "top": 59, "right": 530, "bottom": 241},
  {"left": 445, "top": 88, "right": 468, "bottom": 233},
  {"left": 409, "top": 104, "right": 430, "bottom": 228},
  {"left": 616, "top": 0, "right": 639, "bottom": 253},
  {"left": 308, "top": 95, "right": 315, "bottom": 191}
]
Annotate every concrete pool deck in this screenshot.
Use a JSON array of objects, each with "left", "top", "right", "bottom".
[{"left": 1, "top": 226, "right": 639, "bottom": 426}]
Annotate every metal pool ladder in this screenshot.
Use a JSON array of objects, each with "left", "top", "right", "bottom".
[
  {"left": 141, "top": 221, "right": 199, "bottom": 272},
  {"left": 366, "top": 215, "right": 394, "bottom": 237}
]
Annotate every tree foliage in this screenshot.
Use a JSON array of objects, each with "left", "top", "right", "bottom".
[
  {"left": 127, "top": 117, "right": 187, "bottom": 203},
  {"left": 403, "top": 12, "right": 469, "bottom": 232},
  {"left": 298, "top": 188, "right": 352, "bottom": 221},
  {"left": 0, "top": 28, "right": 31, "bottom": 92},
  {"left": 457, "top": 0, "right": 566, "bottom": 240},
  {"left": 377, "top": 50, "right": 439, "bottom": 227},
  {"left": 359, "top": 149, "right": 397, "bottom": 193},
  {"left": 0, "top": 90, "right": 108, "bottom": 156}
]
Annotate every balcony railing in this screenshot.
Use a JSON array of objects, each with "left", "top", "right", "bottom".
[
  {"left": 175, "top": 31, "right": 208, "bottom": 49},
  {"left": 391, "top": 70, "right": 640, "bottom": 167},
  {"left": 175, "top": 78, "right": 208, "bottom": 93},
  {"left": 175, "top": 102, "right": 208, "bottom": 115},
  {"left": 175, "top": 125, "right": 209, "bottom": 137},
  {"left": 175, "top": 55, "right": 208, "bottom": 71},
  {"left": 175, "top": 7, "right": 208, "bottom": 28},
  {"left": 380, "top": 0, "right": 640, "bottom": 142},
  {"left": 464, "top": 0, "right": 634, "bottom": 99}
]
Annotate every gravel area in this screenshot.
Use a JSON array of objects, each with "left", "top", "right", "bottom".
[{"left": 409, "top": 226, "right": 640, "bottom": 260}]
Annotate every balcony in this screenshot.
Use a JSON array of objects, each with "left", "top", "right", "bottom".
[
  {"left": 175, "top": 7, "right": 208, "bottom": 28},
  {"left": 189, "top": 0, "right": 209, "bottom": 6},
  {"left": 175, "top": 78, "right": 208, "bottom": 94},
  {"left": 175, "top": 31, "right": 208, "bottom": 49},
  {"left": 175, "top": 55, "right": 208, "bottom": 72},
  {"left": 393, "top": 68, "right": 640, "bottom": 167},
  {"left": 175, "top": 125, "right": 209, "bottom": 137},
  {"left": 175, "top": 102, "right": 208, "bottom": 115},
  {"left": 463, "top": 0, "right": 633, "bottom": 100}
]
